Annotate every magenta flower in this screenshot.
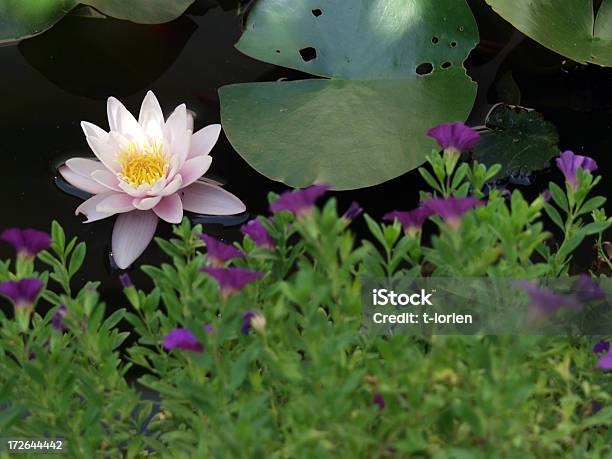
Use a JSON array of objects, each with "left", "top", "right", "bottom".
[
  {"left": 241, "top": 219, "right": 275, "bottom": 249},
  {"left": 1, "top": 228, "right": 51, "bottom": 257},
  {"left": 593, "top": 340, "right": 610, "bottom": 354},
  {"left": 422, "top": 197, "right": 484, "bottom": 229},
  {"left": 596, "top": 348, "right": 612, "bottom": 371},
  {"left": 518, "top": 282, "right": 578, "bottom": 323},
  {"left": 384, "top": 208, "right": 433, "bottom": 235},
  {"left": 556, "top": 151, "right": 598, "bottom": 189},
  {"left": 201, "top": 267, "right": 262, "bottom": 296},
  {"left": 373, "top": 393, "right": 386, "bottom": 410},
  {"left": 574, "top": 274, "right": 606, "bottom": 303},
  {"left": 343, "top": 201, "right": 363, "bottom": 221},
  {"left": 58, "top": 91, "right": 246, "bottom": 269},
  {"left": 199, "top": 234, "right": 245, "bottom": 267},
  {"left": 270, "top": 185, "right": 328, "bottom": 217},
  {"left": 52, "top": 305, "right": 68, "bottom": 332},
  {"left": 0, "top": 278, "right": 44, "bottom": 308},
  {"left": 162, "top": 328, "right": 203, "bottom": 352},
  {"left": 426, "top": 122, "right": 480, "bottom": 154}
]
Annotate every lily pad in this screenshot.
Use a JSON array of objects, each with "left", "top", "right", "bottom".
[
  {"left": 471, "top": 104, "right": 560, "bottom": 180},
  {"left": 219, "top": 0, "right": 479, "bottom": 190},
  {"left": 0, "top": 0, "right": 194, "bottom": 44},
  {"left": 486, "top": 0, "right": 612, "bottom": 67}
]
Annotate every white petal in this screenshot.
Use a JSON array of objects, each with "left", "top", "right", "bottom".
[
  {"left": 164, "top": 104, "right": 187, "bottom": 142},
  {"left": 153, "top": 194, "right": 183, "bottom": 223},
  {"left": 81, "top": 121, "right": 109, "bottom": 141},
  {"left": 133, "top": 196, "right": 162, "bottom": 210},
  {"left": 178, "top": 155, "right": 212, "bottom": 188},
  {"left": 96, "top": 193, "right": 135, "bottom": 214},
  {"left": 91, "top": 170, "right": 122, "bottom": 192},
  {"left": 107, "top": 96, "right": 143, "bottom": 139},
  {"left": 86, "top": 136, "right": 120, "bottom": 173},
  {"left": 65, "top": 157, "right": 105, "bottom": 176},
  {"left": 189, "top": 124, "right": 221, "bottom": 159},
  {"left": 59, "top": 165, "right": 108, "bottom": 195},
  {"left": 147, "top": 177, "right": 167, "bottom": 196},
  {"left": 159, "top": 175, "right": 183, "bottom": 197},
  {"left": 170, "top": 128, "right": 191, "bottom": 167},
  {"left": 180, "top": 181, "right": 246, "bottom": 215},
  {"left": 138, "top": 91, "right": 164, "bottom": 140},
  {"left": 119, "top": 181, "right": 150, "bottom": 198},
  {"left": 75, "top": 192, "right": 116, "bottom": 222},
  {"left": 112, "top": 211, "right": 158, "bottom": 269}
]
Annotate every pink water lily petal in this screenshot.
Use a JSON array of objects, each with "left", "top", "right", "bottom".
[
  {"left": 119, "top": 181, "right": 149, "bottom": 198},
  {"left": 75, "top": 192, "right": 116, "bottom": 223},
  {"left": 153, "top": 194, "right": 183, "bottom": 223},
  {"left": 187, "top": 110, "right": 194, "bottom": 132},
  {"left": 81, "top": 121, "right": 109, "bottom": 141},
  {"left": 138, "top": 91, "right": 164, "bottom": 140},
  {"left": 91, "top": 170, "right": 122, "bottom": 191},
  {"left": 96, "top": 193, "right": 135, "bottom": 214},
  {"left": 181, "top": 181, "right": 246, "bottom": 215},
  {"left": 164, "top": 104, "right": 187, "bottom": 142},
  {"left": 170, "top": 126, "right": 191, "bottom": 168},
  {"left": 59, "top": 165, "right": 108, "bottom": 194},
  {"left": 112, "top": 210, "right": 158, "bottom": 269},
  {"left": 178, "top": 155, "right": 213, "bottom": 188},
  {"left": 107, "top": 96, "right": 143, "bottom": 140},
  {"left": 86, "top": 136, "right": 120, "bottom": 173},
  {"left": 133, "top": 195, "right": 162, "bottom": 210},
  {"left": 65, "top": 157, "right": 105, "bottom": 177},
  {"left": 189, "top": 124, "right": 221, "bottom": 159},
  {"left": 160, "top": 175, "right": 183, "bottom": 197},
  {"left": 147, "top": 177, "right": 167, "bottom": 196}
]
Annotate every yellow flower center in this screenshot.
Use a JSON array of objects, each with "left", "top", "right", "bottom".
[{"left": 116, "top": 141, "right": 169, "bottom": 187}]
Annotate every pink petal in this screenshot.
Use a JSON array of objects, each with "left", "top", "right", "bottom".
[
  {"left": 91, "top": 170, "right": 121, "bottom": 191},
  {"left": 96, "top": 193, "right": 135, "bottom": 214},
  {"left": 65, "top": 157, "right": 105, "bottom": 177},
  {"left": 153, "top": 194, "right": 183, "bottom": 223},
  {"left": 189, "top": 124, "right": 221, "bottom": 159},
  {"left": 112, "top": 211, "right": 158, "bottom": 269},
  {"left": 59, "top": 165, "right": 108, "bottom": 194},
  {"left": 181, "top": 181, "right": 246, "bottom": 215},
  {"left": 75, "top": 192, "right": 116, "bottom": 223},
  {"left": 86, "top": 136, "right": 120, "bottom": 173},
  {"left": 119, "top": 181, "right": 149, "bottom": 198},
  {"left": 177, "top": 155, "right": 212, "bottom": 188},
  {"left": 164, "top": 104, "right": 187, "bottom": 142},
  {"left": 81, "top": 121, "right": 109, "bottom": 141},
  {"left": 160, "top": 175, "right": 183, "bottom": 197},
  {"left": 133, "top": 196, "right": 162, "bottom": 210},
  {"left": 170, "top": 128, "right": 191, "bottom": 167}
]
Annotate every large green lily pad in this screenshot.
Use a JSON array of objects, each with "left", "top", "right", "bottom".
[
  {"left": 219, "top": 0, "right": 479, "bottom": 190},
  {"left": 0, "top": 0, "right": 194, "bottom": 44},
  {"left": 486, "top": 0, "right": 612, "bottom": 67}
]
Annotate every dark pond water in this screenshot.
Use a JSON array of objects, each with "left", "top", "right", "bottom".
[{"left": 0, "top": 0, "right": 611, "bottom": 318}]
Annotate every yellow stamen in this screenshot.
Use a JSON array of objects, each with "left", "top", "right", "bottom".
[{"left": 116, "top": 141, "right": 169, "bottom": 187}]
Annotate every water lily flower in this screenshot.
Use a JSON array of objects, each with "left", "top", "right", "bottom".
[
  {"left": 593, "top": 340, "right": 610, "bottom": 354},
  {"left": 422, "top": 197, "right": 484, "bottom": 229},
  {"left": 373, "top": 393, "right": 386, "bottom": 411},
  {"left": 58, "top": 91, "right": 246, "bottom": 269},
  {"left": 0, "top": 278, "right": 43, "bottom": 308},
  {"left": 517, "top": 282, "right": 578, "bottom": 323},
  {"left": 162, "top": 328, "right": 203, "bottom": 352},
  {"left": 596, "top": 348, "right": 612, "bottom": 371},
  {"left": 201, "top": 267, "right": 262, "bottom": 297},
  {"left": 241, "top": 310, "right": 266, "bottom": 335},
  {"left": 574, "top": 274, "right": 606, "bottom": 303},
  {"left": 119, "top": 273, "right": 133, "bottom": 289},
  {"left": 270, "top": 184, "right": 328, "bottom": 217},
  {"left": 384, "top": 208, "right": 433, "bottom": 235},
  {"left": 1, "top": 228, "right": 51, "bottom": 257},
  {"left": 343, "top": 201, "right": 363, "bottom": 221},
  {"left": 199, "top": 234, "right": 245, "bottom": 267},
  {"left": 52, "top": 305, "right": 68, "bottom": 332},
  {"left": 241, "top": 219, "right": 275, "bottom": 249},
  {"left": 556, "top": 150, "right": 597, "bottom": 189},
  {"left": 426, "top": 122, "right": 480, "bottom": 155}
]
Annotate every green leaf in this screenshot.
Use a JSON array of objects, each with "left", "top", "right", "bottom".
[
  {"left": 549, "top": 182, "right": 569, "bottom": 213},
  {"left": 220, "top": 0, "right": 479, "bottom": 190},
  {"left": 486, "top": 0, "right": 612, "bottom": 67},
  {"left": 577, "top": 196, "right": 607, "bottom": 216},
  {"left": 471, "top": 104, "right": 560, "bottom": 179},
  {"left": 68, "top": 241, "right": 86, "bottom": 277},
  {"left": 544, "top": 203, "right": 565, "bottom": 231},
  {"left": 582, "top": 221, "right": 611, "bottom": 235}
]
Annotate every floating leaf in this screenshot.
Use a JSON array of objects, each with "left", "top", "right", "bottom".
[
  {"left": 471, "top": 104, "right": 560, "bottom": 180},
  {"left": 486, "top": 0, "right": 612, "bottom": 67},
  {"left": 220, "top": 0, "right": 479, "bottom": 190}
]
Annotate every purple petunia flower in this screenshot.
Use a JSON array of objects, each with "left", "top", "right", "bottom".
[
  {"left": 270, "top": 185, "right": 329, "bottom": 217},
  {"left": 556, "top": 151, "right": 598, "bottom": 189},
  {"left": 201, "top": 267, "right": 263, "bottom": 297},
  {"left": 594, "top": 340, "right": 610, "bottom": 354},
  {"left": 199, "top": 234, "right": 245, "bottom": 267},
  {"left": 241, "top": 219, "right": 275, "bottom": 249},
  {"left": 426, "top": 122, "right": 480, "bottom": 154},
  {"left": 1, "top": 228, "right": 51, "bottom": 257},
  {"left": 518, "top": 282, "right": 578, "bottom": 323},
  {"left": 241, "top": 311, "right": 257, "bottom": 335},
  {"left": 119, "top": 273, "right": 133, "bottom": 289},
  {"left": 422, "top": 197, "right": 484, "bottom": 229},
  {"left": 0, "top": 278, "right": 44, "bottom": 308},
  {"left": 384, "top": 208, "right": 434, "bottom": 235},
  {"left": 596, "top": 348, "right": 612, "bottom": 370},
  {"left": 343, "top": 202, "right": 363, "bottom": 221},
  {"left": 574, "top": 274, "right": 606, "bottom": 303},
  {"left": 52, "top": 305, "right": 68, "bottom": 332},
  {"left": 162, "top": 328, "right": 203, "bottom": 352},
  {"left": 373, "top": 393, "right": 386, "bottom": 410},
  {"left": 241, "top": 310, "right": 266, "bottom": 335}
]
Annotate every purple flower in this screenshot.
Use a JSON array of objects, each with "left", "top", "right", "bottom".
[
  {"left": 270, "top": 185, "right": 329, "bottom": 217},
  {"left": 199, "top": 234, "right": 245, "bottom": 267},
  {"left": 422, "top": 197, "right": 484, "bottom": 229},
  {"left": 241, "top": 310, "right": 266, "bottom": 335},
  {"left": 373, "top": 393, "right": 385, "bottom": 410},
  {"left": 596, "top": 348, "right": 612, "bottom": 371},
  {"left": 162, "top": 328, "right": 203, "bottom": 352},
  {"left": 556, "top": 151, "right": 598, "bottom": 189},
  {"left": 119, "top": 273, "right": 133, "bottom": 289},
  {"left": 384, "top": 208, "right": 433, "bottom": 235},
  {"left": 426, "top": 122, "right": 480, "bottom": 154},
  {"left": 1, "top": 228, "right": 51, "bottom": 257},
  {"left": 201, "top": 267, "right": 262, "bottom": 296},
  {"left": 594, "top": 340, "right": 610, "bottom": 354},
  {"left": 52, "top": 305, "right": 68, "bottom": 332},
  {"left": 518, "top": 282, "right": 578, "bottom": 323},
  {"left": 574, "top": 274, "right": 606, "bottom": 303},
  {"left": 204, "top": 323, "right": 214, "bottom": 334},
  {"left": 0, "top": 278, "right": 43, "bottom": 308},
  {"left": 241, "top": 219, "right": 275, "bottom": 249},
  {"left": 343, "top": 202, "right": 363, "bottom": 221},
  {"left": 241, "top": 311, "right": 256, "bottom": 335}
]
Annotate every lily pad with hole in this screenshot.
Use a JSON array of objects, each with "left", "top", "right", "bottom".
[
  {"left": 0, "top": 0, "right": 195, "bottom": 44},
  {"left": 219, "top": 0, "right": 479, "bottom": 190},
  {"left": 471, "top": 104, "right": 560, "bottom": 180},
  {"left": 486, "top": 0, "right": 612, "bottom": 67}
]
